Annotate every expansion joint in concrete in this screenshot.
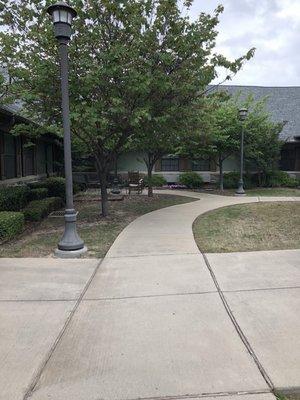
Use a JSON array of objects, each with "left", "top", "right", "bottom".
[
  {"left": 117, "top": 389, "right": 272, "bottom": 400},
  {"left": 23, "top": 258, "right": 104, "bottom": 400},
  {"left": 200, "top": 252, "right": 274, "bottom": 391}
]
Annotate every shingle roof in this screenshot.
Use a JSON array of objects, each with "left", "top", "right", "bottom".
[{"left": 211, "top": 85, "right": 300, "bottom": 142}]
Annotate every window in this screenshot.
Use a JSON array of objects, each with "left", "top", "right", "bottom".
[
  {"left": 280, "top": 147, "right": 296, "bottom": 171},
  {"left": 3, "top": 134, "right": 17, "bottom": 179},
  {"left": 191, "top": 158, "right": 210, "bottom": 171},
  {"left": 161, "top": 157, "right": 179, "bottom": 171},
  {"left": 23, "top": 145, "right": 35, "bottom": 176}
]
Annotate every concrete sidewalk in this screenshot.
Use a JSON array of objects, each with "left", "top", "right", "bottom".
[{"left": 0, "top": 192, "right": 299, "bottom": 400}]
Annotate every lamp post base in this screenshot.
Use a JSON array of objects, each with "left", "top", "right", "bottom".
[
  {"left": 235, "top": 192, "right": 246, "bottom": 196},
  {"left": 235, "top": 180, "right": 245, "bottom": 196},
  {"left": 54, "top": 246, "right": 88, "bottom": 259},
  {"left": 57, "top": 209, "right": 85, "bottom": 252}
]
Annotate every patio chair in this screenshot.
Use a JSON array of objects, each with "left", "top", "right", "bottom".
[{"left": 128, "top": 171, "right": 144, "bottom": 194}]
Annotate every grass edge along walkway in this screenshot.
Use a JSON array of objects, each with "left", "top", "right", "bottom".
[{"left": 193, "top": 201, "right": 300, "bottom": 253}]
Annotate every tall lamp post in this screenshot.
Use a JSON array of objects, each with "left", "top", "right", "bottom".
[
  {"left": 235, "top": 107, "right": 248, "bottom": 196},
  {"left": 47, "top": 2, "right": 86, "bottom": 257}
]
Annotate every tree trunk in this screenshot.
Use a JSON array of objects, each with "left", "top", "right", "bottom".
[
  {"left": 96, "top": 160, "right": 109, "bottom": 217},
  {"left": 219, "top": 156, "right": 224, "bottom": 191},
  {"left": 99, "top": 170, "right": 109, "bottom": 217},
  {"left": 147, "top": 165, "right": 153, "bottom": 197}
]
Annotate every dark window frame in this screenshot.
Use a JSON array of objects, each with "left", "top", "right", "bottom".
[
  {"left": 191, "top": 158, "right": 210, "bottom": 171},
  {"left": 161, "top": 157, "right": 179, "bottom": 171}
]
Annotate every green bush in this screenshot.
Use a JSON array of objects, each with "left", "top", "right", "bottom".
[
  {"left": 73, "top": 182, "right": 81, "bottom": 194},
  {"left": 43, "top": 177, "right": 66, "bottom": 199},
  {"left": 0, "top": 186, "right": 29, "bottom": 211},
  {"left": 23, "top": 197, "right": 63, "bottom": 221},
  {"left": 0, "top": 211, "right": 25, "bottom": 241},
  {"left": 28, "top": 177, "right": 81, "bottom": 200},
  {"left": 27, "top": 181, "right": 45, "bottom": 190},
  {"left": 223, "top": 172, "right": 253, "bottom": 189},
  {"left": 144, "top": 174, "right": 167, "bottom": 187},
  {"left": 28, "top": 188, "right": 49, "bottom": 201},
  {"left": 179, "top": 172, "right": 203, "bottom": 189},
  {"left": 266, "top": 171, "right": 299, "bottom": 188}
]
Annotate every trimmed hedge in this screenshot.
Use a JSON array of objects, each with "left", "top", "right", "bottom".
[
  {"left": 223, "top": 172, "right": 254, "bottom": 189},
  {"left": 144, "top": 174, "right": 167, "bottom": 187},
  {"left": 23, "top": 197, "right": 63, "bottom": 221},
  {"left": 179, "top": 172, "right": 203, "bottom": 189},
  {"left": 44, "top": 177, "right": 66, "bottom": 199},
  {"left": 266, "top": 171, "right": 299, "bottom": 188},
  {"left": 0, "top": 185, "right": 29, "bottom": 212},
  {"left": 27, "top": 177, "right": 81, "bottom": 200},
  {"left": 28, "top": 188, "right": 49, "bottom": 201},
  {"left": 0, "top": 211, "right": 25, "bottom": 242}
]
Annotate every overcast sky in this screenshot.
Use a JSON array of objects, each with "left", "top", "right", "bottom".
[{"left": 187, "top": 0, "right": 299, "bottom": 87}]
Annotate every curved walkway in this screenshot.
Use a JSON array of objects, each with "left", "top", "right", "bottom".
[{"left": 26, "top": 192, "right": 299, "bottom": 400}]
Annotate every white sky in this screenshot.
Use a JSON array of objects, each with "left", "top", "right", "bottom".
[{"left": 187, "top": 0, "right": 300, "bottom": 87}]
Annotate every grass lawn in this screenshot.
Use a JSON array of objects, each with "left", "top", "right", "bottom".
[
  {"left": 277, "top": 395, "right": 300, "bottom": 400},
  {"left": 193, "top": 202, "right": 300, "bottom": 253},
  {"left": 0, "top": 194, "right": 196, "bottom": 258},
  {"left": 201, "top": 187, "right": 300, "bottom": 197}
]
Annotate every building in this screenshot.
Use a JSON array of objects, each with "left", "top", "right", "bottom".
[
  {"left": 117, "top": 85, "right": 300, "bottom": 183},
  {"left": 0, "top": 104, "right": 61, "bottom": 185}
]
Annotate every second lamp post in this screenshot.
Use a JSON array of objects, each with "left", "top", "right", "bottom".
[{"left": 236, "top": 107, "right": 248, "bottom": 195}]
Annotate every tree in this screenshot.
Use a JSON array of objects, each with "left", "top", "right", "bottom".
[
  {"left": 0, "top": 1, "right": 255, "bottom": 210},
  {"left": 207, "top": 95, "right": 241, "bottom": 190},
  {"left": 0, "top": 0, "right": 153, "bottom": 215},
  {"left": 178, "top": 93, "right": 241, "bottom": 191},
  {"left": 0, "top": 68, "right": 13, "bottom": 106},
  {"left": 180, "top": 92, "right": 284, "bottom": 191},
  {"left": 129, "top": 3, "right": 254, "bottom": 196},
  {"left": 243, "top": 98, "right": 284, "bottom": 186}
]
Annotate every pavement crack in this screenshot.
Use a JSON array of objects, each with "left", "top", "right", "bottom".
[
  {"left": 200, "top": 252, "right": 274, "bottom": 391},
  {"left": 23, "top": 258, "right": 104, "bottom": 400}
]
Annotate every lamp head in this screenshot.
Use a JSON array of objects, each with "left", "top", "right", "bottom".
[
  {"left": 239, "top": 108, "right": 248, "bottom": 121},
  {"left": 47, "top": 2, "right": 77, "bottom": 40}
]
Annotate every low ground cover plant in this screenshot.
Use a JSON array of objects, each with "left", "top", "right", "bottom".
[
  {"left": 0, "top": 211, "right": 25, "bottom": 242},
  {"left": 23, "top": 197, "right": 63, "bottom": 221},
  {"left": 179, "top": 172, "right": 203, "bottom": 189}
]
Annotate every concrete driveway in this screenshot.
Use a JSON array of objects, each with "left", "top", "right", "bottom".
[{"left": 0, "top": 191, "right": 299, "bottom": 400}]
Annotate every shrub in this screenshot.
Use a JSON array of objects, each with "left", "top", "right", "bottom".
[
  {"left": 27, "top": 181, "right": 45, "bottom": 190},
  {"left": 23, "top": 197, "right": 63, "bottom": 221},
  {"left": 43, "top": 177, "right": 66, "bottom": 199},
  {"left": 73, "top": 182, "right": 81, "bottom": 194},
  {"left": 179, "top": 172, "right": 203, "bottom": 189},
  {"left": 266, "top": 171, "right": 299, "bottom": 188},
  {"left": 223, "top": 172, "right": 239, "bottom": 189},
  {"left": 28, "top": 188, "right": 49, "bottom": 201},
  {"left": 28, "top": 177, "right": 81, "bottom": 200},
  {"left": 223, "top": 172, "right": 253, "bottom": 189},
  {"left": 144, "top": 174, "right": 167, "bottom": 187},
  {"left": 0, "top": 211, "right": 25, "bottom": 242},
  {"left": 0, "top": 186, "right": 29, "bottom": 211}
]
